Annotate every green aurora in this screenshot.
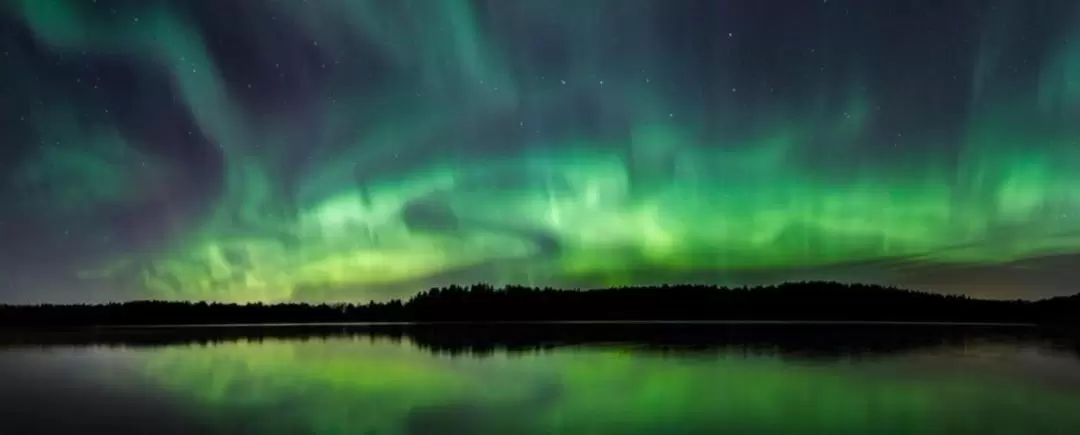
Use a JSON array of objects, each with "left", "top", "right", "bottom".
[{"left": 2, "top": 0, "right": 1080, "bottom": 302}]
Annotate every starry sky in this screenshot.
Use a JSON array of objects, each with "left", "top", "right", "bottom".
[{"left": 1, "top": 0, "right": 1078, "bottom": 303}]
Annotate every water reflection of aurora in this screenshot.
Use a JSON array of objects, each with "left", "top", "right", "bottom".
[
  {"left": 140, "top": 338, "right": 1080, "bottom": 435},
  {"left": 3, "top": 0, "right": 1080, "bottom": 302}
]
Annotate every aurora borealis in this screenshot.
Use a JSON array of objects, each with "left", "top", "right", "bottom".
[{"left": 2, "top": 0, "right": 1080, "bottom": 303}]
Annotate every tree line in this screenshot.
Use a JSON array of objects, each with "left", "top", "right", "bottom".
[{"left": 0, "top": 282, "right": 1077, "bottom": 326}]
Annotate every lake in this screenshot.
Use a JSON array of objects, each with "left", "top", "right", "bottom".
[{"left": 1, "top": 323, "right": 1078, "bottom": 434}]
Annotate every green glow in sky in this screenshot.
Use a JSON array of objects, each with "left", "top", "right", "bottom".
[{"left": 2, "top": 0, "right": 1080, "bottom": 301}]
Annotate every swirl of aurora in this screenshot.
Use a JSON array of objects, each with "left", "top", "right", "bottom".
[{"left": 1, "top": 0, "right": 1080, "bottom": 302}]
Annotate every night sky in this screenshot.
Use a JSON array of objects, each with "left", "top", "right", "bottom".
[{"left": 1, "top": 0, "right": 1078, "bottom": 303}]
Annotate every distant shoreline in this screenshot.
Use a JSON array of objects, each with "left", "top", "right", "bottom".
[
  {"left": 2, "top": 282, "right": 1077, "bottom": 327},
  {"left": 89, "top": 320, "right": 1040, "bottom": 328},
  {"left": 2, "top": 319, "right": 1074, "bottom": 361}
]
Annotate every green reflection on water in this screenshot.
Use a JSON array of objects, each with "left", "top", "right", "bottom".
[{"left": 141, "top": 338, "right": 1080, "bottom": 434}]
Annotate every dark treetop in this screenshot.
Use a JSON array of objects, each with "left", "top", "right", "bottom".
[{"left": 1, "top": 282, "right": 1077, "bottom": 327}]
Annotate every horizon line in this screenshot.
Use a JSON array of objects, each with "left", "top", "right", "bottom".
[{"left": 3, "top": 281, "right": 1073, "bottom": 307}]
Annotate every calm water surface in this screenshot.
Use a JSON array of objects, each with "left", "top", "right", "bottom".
[{"left": 2, "top": 324, "right": 1079, "bottom": 435}]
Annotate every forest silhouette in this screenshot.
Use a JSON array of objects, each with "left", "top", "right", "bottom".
[{"left": 1, "top": 282, "right": 1077, "bottom": 327}]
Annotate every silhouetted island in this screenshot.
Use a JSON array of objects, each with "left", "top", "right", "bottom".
[{"left": 0, "top": 282, "right": 1077, "bottom": 327}]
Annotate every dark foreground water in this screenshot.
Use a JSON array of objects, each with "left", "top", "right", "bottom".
[{"left": 2, "top": 323, "right": 1079, "bottom": 435}]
